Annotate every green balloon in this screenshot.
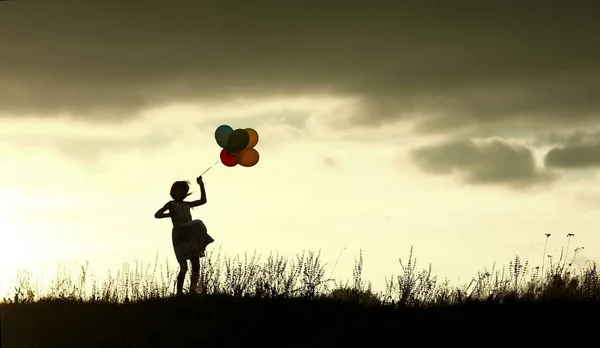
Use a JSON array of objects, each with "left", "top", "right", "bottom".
[
  {"left": 215, "top": 125, "right": 234, "bottom": 148},
  {"left": 225, "top": 129, "right": 250, "bottom": 153}
]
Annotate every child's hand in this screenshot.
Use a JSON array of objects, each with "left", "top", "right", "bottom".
[{"left": 196, "top": 176, "right": 203, "bottom": 185}]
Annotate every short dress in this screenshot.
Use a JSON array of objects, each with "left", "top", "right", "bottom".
[{"left": 170, "top": 200, "right": 214, "bottom": 262}]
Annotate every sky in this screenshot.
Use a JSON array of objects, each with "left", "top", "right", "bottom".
[{"left": 1, "top": 1, "right": 599, "bottom": 295}]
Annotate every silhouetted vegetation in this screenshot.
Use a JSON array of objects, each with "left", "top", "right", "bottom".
[{"left": 0, "top": 236, "right": 598, "bottom": 346}]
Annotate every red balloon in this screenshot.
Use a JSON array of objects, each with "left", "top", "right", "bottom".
[{"left": 220, "top": 149, "right": 237, "bottom": 167}]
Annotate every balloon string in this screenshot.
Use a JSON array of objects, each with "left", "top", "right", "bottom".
[{"left": 201, "top": 160, "right": 220, "bottom": 176}]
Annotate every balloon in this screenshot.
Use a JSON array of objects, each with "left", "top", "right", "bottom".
[
  {"left": 219, "top": 148, "right": 237, "bottom": 167},
  {"left": 235, "top": 148, "right": 260, "bottom": 167},
  {"left": 215, "top": 125, "right": 233, "bottom": 148},
  {"left": 245, "top": 128, "right": 259, "bottom": 148},
  {"left": 225, "top": 128, "right": 250, "bottom": 153}
]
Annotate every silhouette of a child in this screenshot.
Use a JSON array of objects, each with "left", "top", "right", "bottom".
[{"left": 154, "top": 176, "right": 214, "bottom": 296}]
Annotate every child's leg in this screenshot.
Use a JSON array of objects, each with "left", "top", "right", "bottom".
[
  {"left": 176, "top": 260, "right": 188, "bottom": 296},
  {"left": 189, "top": 256, "right": 200, "bottom": 294}
]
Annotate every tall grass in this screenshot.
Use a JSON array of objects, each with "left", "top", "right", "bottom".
[{"left": 1, "top": 236, "right": 598, "bottom": 307}]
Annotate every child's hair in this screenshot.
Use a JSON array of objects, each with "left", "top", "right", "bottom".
[{"left": 170, "top": 181, "right": 193, "bottom": 200}]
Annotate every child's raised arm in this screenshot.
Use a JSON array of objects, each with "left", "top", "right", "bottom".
[
  {"left": 154, "top": 201, "right": 172, "bottom": 219},
  {"left": 189, "top": 176, "right": 207, "bottom": 207}
]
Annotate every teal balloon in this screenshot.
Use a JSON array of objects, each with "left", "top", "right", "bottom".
[
  {"left": 215, "top": 125, "right": 233, "bottom": 148},
  {"left": 225, "top": 129, "right": 250, "bottom": 153}
]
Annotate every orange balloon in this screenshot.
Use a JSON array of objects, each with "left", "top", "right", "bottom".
[
  {"left": 235, "top": 148, "right": 260, "bottom": 167},
  {"left": 245, "top": 128, "right": 259, "bottom": 148}
]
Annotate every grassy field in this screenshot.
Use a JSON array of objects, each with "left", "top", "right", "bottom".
[{"left": 0, "top": 239, "right": 598, "bottom": 346}]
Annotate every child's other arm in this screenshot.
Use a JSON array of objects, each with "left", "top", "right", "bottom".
[{"left": 154, "top": 202, "right": 172, "bottom": 219}]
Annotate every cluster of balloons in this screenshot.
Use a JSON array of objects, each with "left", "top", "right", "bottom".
[{"left": 214, "top": 125, "right": 260, "bottom": 167}]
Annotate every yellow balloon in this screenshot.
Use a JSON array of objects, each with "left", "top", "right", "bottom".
[
  {"left": 235, "top": 148, "right": 260, "bottom": 167},
  {"left": 245, "top": 128, "right": 259, "bottom": 148}
]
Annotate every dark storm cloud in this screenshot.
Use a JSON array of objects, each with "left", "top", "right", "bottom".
[
  {"left": 410, "top": 138, "right": 557, "bottom": 187},
  {"left": 1, "top": 1, "right": 599, "bottom": 134},
  {"left": 543, "top": 130, "right": 600, "bottom": 169}
]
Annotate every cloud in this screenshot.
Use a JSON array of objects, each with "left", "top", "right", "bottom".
[
  {"left": 538, "top": 128, "right": 600, "bottom": 146},
  {"left": 574, "top": 190, "right": 600, "bottom": 208},
  {"left": 1, "top": 2, "right": 600, "bottom": 137},
  {"left": 540, "top": 129, "right": 600, "bottom": 169},
  {"left": 321, "top": 156, "right": 337, "bottom": 169},
  {"left": 410, "top": 138, "right": 557, "bottom": 187},
  {"left": 545, "top": 144, "right": 600, "bottom": 169}
]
